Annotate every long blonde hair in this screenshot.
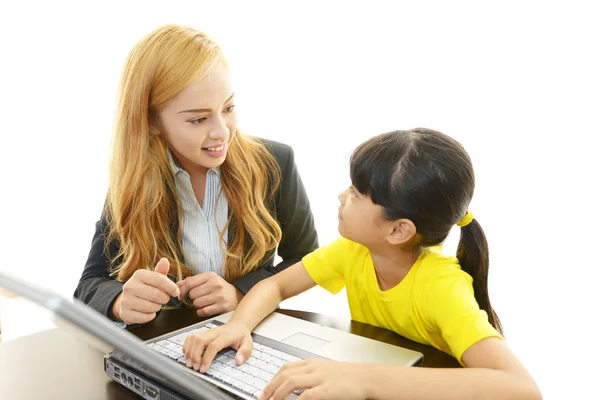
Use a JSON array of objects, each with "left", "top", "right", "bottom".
[{"left": 107, "top": 25, "right": 282, "bottom": 282}]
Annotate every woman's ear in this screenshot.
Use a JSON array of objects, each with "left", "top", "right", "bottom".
[
  {"left": 386, "top": 218, "right": 417, "bottom": 245},
  {"left": 149, "top": 113, "right": 161, "bottom": 136}
]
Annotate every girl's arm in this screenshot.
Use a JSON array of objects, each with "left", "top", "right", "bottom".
[
  {"left": 182, "top": 262, "right": 317, "bottom": 371},
  {"left": 229, "top": 261, "right": 317, "bottom": 330},
  {"left": 366, "top": 337, "right": 541, "bottom": 400},
  {"left": 263, "top": 337, "right": 541, "bottom": 400}
]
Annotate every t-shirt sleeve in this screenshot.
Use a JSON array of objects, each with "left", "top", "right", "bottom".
[
  {"left": 425, "top": 275, "right": 503, "bottom": 364},
  {"left": 301, "top": 237, "right": 353, "bottom": 294}
]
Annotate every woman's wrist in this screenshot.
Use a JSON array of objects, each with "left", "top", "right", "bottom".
[
  {"left": 234, "top": 287, "right": 244, "bottom": 305},
  {"left": 110, "top": 293, "right": 123, "bottom": 321}
]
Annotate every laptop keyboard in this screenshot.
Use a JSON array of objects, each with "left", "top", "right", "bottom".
[{"left": 147, "top": 322, "right": 303, "bottom": 399}]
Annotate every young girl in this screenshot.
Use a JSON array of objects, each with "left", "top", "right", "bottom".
[
  {"left": 182, "top": 128, "right": 541, "bottom": 399},
  {"left": 74, "top": 25, "right": 318, "bottom": 326}
]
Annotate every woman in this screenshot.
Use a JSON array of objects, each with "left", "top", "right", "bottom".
[{"left": 74, "top": 25, "right": 318, "bottom": 326}]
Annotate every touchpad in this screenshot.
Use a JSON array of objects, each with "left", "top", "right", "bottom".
[{"left": 281, "top": 333, "right": 330, "bottom": 352}]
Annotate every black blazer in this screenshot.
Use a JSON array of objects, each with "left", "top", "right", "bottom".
[{"left": 74, "top": 139, "right": 319, "bottom": 318}]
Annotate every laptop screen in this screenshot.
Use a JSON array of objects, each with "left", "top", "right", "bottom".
[{"left": 0, "top": 272, "right": 233, "bottom": 400}]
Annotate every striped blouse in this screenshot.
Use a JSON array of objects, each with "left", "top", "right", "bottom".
[{"left": 168, "top": 151, "right": 228, "bottom": 276}]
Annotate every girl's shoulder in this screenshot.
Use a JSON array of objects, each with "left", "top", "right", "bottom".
[
  {"left": 416, "top": 246, "right": 473, "bottom": 286},
  {"left": 322, "top": 237, "right": 370, "bottom": 259}
]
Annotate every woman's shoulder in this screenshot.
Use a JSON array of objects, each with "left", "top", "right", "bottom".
[{"left": 254, "top": 137, "right": 294, "bottom": 167}]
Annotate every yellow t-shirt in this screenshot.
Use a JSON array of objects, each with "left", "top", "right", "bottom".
[{"left": 302, "top": 237, "right": 502, "bottom": 363}]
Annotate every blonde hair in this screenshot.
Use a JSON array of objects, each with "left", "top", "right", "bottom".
[{"left": 107, "top": 24, "right": 282, "bottom": 282}]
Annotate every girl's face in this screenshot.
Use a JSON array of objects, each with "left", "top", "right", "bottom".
[
  {"left": 153, "top": 63, "right": 237, "bottom": 174},
  {"left": 337, "top": 186, "right": 390, "bottom": 246}
]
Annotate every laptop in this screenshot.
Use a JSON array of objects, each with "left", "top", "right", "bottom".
[{"left": 0, "top": 272, "right": 423, "bottom": 400}]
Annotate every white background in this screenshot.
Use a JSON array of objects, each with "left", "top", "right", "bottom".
[{"left": 1, "top": 1, "right": 599, "bottom": 398}]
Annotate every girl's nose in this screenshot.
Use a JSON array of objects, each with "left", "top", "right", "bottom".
[{"left": 338, "top": 188, "right": 348, "bottom": 204}]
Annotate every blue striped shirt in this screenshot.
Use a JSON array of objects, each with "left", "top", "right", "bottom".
[{"left": 168, "top": 151, "right": 229, "bottom": 276}]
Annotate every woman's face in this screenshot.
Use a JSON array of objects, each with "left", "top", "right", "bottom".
[{"left": 154, "top": 63, "right": 237, "bottom": 174}]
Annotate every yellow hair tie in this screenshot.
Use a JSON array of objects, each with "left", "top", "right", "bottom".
[{"left": 457, "top": 210, "right": 474, "bottom": 227}]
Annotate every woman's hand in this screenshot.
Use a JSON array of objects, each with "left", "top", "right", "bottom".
[
  {"left": 112, "top": 258, "right": 180, "bottom": 324},
  {"left": 177, "top": 272, "right": 243, "bottom": 317}
]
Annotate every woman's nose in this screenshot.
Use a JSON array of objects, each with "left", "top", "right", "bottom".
[{"left": 208, "top": 117, "right": 229, "bottom": 141}]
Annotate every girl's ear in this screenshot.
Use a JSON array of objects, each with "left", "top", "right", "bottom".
[{"left": 386, "top": 218, "right": 417, "bottom": 245}]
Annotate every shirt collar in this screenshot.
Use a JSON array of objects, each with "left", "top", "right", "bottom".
[{"left": 167, "top": 148, "right": 221, "bottom": 177}]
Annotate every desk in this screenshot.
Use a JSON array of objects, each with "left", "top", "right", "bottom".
[{"left": 0, "top": 308, "right": 459, "bottom": 399}]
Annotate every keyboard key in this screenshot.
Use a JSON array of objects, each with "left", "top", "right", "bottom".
[
  {"left": 215, "top": 355, "right": 230, "bottom": 364},
  {"left": 246, "top": 358, "right": 261, "bottom": 368},
  {"left": 255, "top": 360, "right": 270, "bottom": 370},
  {"left": 266, "top": 356, "right": 285, "bottom": 366},
  {"left": 264, "top": 347, "right": 300, "bottom": 362},
  {"left": 279, "top": 353, "right": 302, "bottom": 362},
  {"left": 155, "top": 346, "right": 170, "bottom": 356},
  {"left": 264, "top": 363, "right": 280, "bottom": 374},
  {"left": 165, "top": 342, "right": 182, "bottom": 352},
  {"left": 229, "top": 369, "right": 244, "bottom": 380},
  {"left": 272, "top": 358, "right": 286, "bottom": 368},
  {"left": 251, "top": 349, "right": 267, "bottom": 361},
  {"left": 241, "top": 384, "right": 257, "bottom": 395},
  {"left": 232, "top": 379, "right": 245, "bottom": 390},
  {"left": 212, "top": 362, "right": 226, "bottom": 371},
  {"left": 223, "top": 358, "right": 238, "bottom": 367},
  {"left": 168, "top": 332, "right": 193, "bottom": 345},
  {"left": 222, "top": 366, "right": 235, "bottom": 376},
  {"left": 224, "top": 349, "right": 237, "bottom": 357},
  {"left": 253, "top": 343, "right": 267, "bottom": 352},
  {"left": 251, "top": 378, "right": 268, "bottom": 390},
  {"left": 238, "top": 373, "right": 255, "bottom": 385},
  {"left": 255, "top": 370, "right": 274, "bottom": 382},
  {"left": 212, "top": 371, "right": 225, "bottom": 381},
  {"left": 239, "top": 364, "right": 258, "bottom": 375}
]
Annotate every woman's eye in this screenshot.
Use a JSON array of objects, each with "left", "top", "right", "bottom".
[
  {"left": 190, "top": 117, "right": 207, "bottom": 125},
  {"left": 225, "top": 104, "right": 236, "bottom": 113}
]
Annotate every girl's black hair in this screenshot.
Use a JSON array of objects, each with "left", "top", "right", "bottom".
[{"left": 350, "top": 128, "right": 502, "bottom": 334}]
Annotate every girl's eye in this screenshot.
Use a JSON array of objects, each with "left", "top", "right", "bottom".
[
  {"left": 349, "top": 187, "right": 357, "bottom": 196},
  {"left": 190, "top": 117, "right": 207, "bottom": 125},
  {"left": 224, "top": 104, "right": 236, "bottom": 113}
]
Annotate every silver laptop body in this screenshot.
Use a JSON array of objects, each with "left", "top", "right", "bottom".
[{"left": 0, "top": 272, "right": 423, "bottom": 400}]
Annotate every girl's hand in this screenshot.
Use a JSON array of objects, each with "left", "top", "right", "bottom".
[
  {"left": 182, "top": 321, "right": 253, "bottom": 373},
  {"left": 260, "top": 360, "right": 372, "bottom": 400}
]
